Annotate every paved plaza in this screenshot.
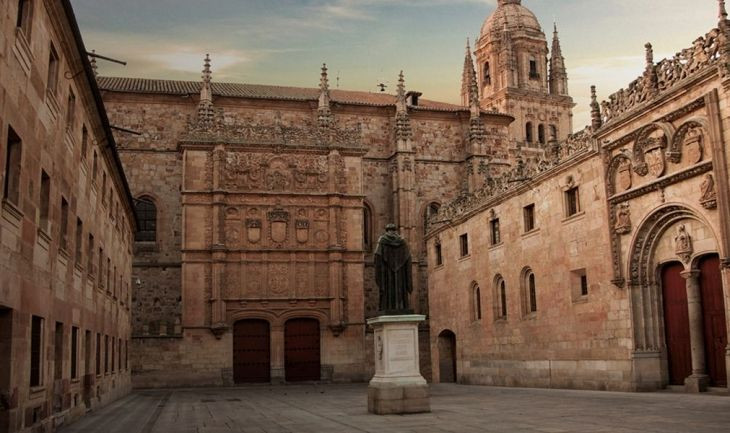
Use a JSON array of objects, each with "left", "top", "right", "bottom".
[{"left": 59, "top": 384, "right": 729, "bottom": 433}]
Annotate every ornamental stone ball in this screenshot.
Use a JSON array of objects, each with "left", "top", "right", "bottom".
[{"left": 374, "top": 224, "right": 413, "bottom": 314}]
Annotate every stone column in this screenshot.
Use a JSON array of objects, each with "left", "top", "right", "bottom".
[
  {"left": 681, "top": 270, "right": 710, "bottom": 392},
  {"left": 270, "top": 325, "right": 285, "bottom": 384}
]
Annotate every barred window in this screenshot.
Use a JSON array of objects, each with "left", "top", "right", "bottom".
[{"left": 135, "top": 197, "right": 157, "bottom": 242}]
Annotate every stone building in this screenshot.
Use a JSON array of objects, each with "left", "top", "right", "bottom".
[
  {"left": 0, "top": 0, "right": 136, "bottom": 432},
  {"left": 427, "top": 2, "right": 730, "bottom": 393}
]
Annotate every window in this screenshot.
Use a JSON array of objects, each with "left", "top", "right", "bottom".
[
  {"left": 87, "top": 234, "right": 94, "bottom": 275},
  {"left": 3, "top": 127, "right": 22, "bottom": 205},
  {"left": 494, "top": 276, "right": 507, "bottom": 320},
  {"left": 528, "top": 272, "right": 537, "bottom": 313},
  {"left": 459, "top": 233, "right": 469, "bottom": 257},
  {"left": 104, "top": 335, "right": 109, "bottom": 374},
  {"left": 39, "top": 170, "right": 51, "bottom": 232},
  {"left": 75, "top": 218, "right": 83, "bottom": 264},
  {"left": 16, "top": 0, "right": 33, "bottom": 38},
  {"left": 84, "top": 330, "right": 91, "bottom": 376},
  {"left": 111, "top": 337, "right": 115, "bottom": 372},
  {"left": 523, "top": 204, "right": 535, "bottom": 232},
  {"left": 525, "top": 122, "right": 533, "bottom": 143},
  {"left": 549, "top": 124, "right": 558, "bottom": 141},
  {"left": 81, "top": 126, "right": 88, "bottom": 160},
  {"left": 538, "top": 124, "right": 546, "bottom": 145},
  {"left": 424, "top": 203, "right": 440, "bottom": 236},
  {"left": 54, "top": 322, "right": 64, "bottom": 380},
  {"left": 135, "top": 197, "right": 157, "bottom": 242},
  {"left": 565, "top": 187, "right": 580, "bottom": 217},
  {"left": 101, "top": 172, "right": 107, "bottom": 204},
  {"left": 118, "top": 339, "right": 122, "bottom": 372},
  {"left": 529, "top": 58, "right": 539, "bottom": 80},
  {"left": 490, "top": 218, "right": 501, "bottom": 245},
  {"left": 522, "top": 268, "right": 537, "bottom": 315},
  {"left": 581, "top": 274, "right": 589, "bottom": 296},
  {"left": 66, "top": 89, "right": 76, "bottom": 129},
  {"left": 92, "top": 151, "right": 98, "bottom": 183},
  {"left": 71, "top": 326, "right": 78, "bottom": 379},
  {"left": 363, "top": 204, "right": 372, "bottom": 252},
  {"left": 98, "top": 247, "right": 104, "bottom": 287},
  {"left": 95, "top": 333, "right": 101, "bottom": 376},
  {"left": 571, "top": 269, "right": 589, "bottom": 301},
  {"left": 435, "top": 241, "right": 443, "bottom": 266},
  {"left": 60, "top": 196, "right": 69, "bottom": 250},
  {"left": 472, "top": 284, "right": 482, "bottom": 321},
  {"left": 47, "top": 44, "right": 60, "bottom": 94},
  {"left": 30, "top": 315, "right": 43, "bottom": 387},
  {"left": 106, "top": 257, "right": 111, "bottom": 294},
  {"left": 483, "top": 61, "right": 491, "bottom": 85}
]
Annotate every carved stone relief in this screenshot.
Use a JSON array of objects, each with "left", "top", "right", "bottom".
[
  {"left": 615, "top": 203, "right": 632, "bottom": 235},
  {"left": 223, "top": 152, "right": 333, "bottom": 193},
  {"left": 642, "top": 131, "right": 667, "bottom": 178},
  {"left": 268, "top": 263, "right": 289, "bottom": 297},
  {"left": 267, "top": 207, "right": 290, "bottom": 245},
  {"left": 700, "top": 173, "right": 717, "bottom": 209},
  {"left": 674, "top": 224, "right": 693, "bottom": 264},
  {"left": 246, "top": 219, "right": 262, "bottom": 244}
]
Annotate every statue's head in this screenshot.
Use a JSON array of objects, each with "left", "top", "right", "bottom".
[{"left": 385, "top": 223, "right": 397, "bottom": 232}]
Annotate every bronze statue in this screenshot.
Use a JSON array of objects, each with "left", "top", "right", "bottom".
[{"left": 374, "top": 224, "right": 413, "bottom": 314}]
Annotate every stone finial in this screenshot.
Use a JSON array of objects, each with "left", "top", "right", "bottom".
[
  {"left": 90, "top": 50, "right": 98, "bottom": 78},
  {"left": 461, "top": 38, "right": 478, "bottom": 107},
  {"left": 590, "top": 85, "right": 602, "bottom": 130},
  {"left": 396, "top": 70, "right": 407, "bottom": 113},
  {"left": 549, "top": 21, "right": 568, "bottom": 96},
  {"left": 644, "top": 43, "right": 654, "bottom": 67},
  {"left": 197, "top": 54, "right": 215, "bottom": 126},
  {"left": 720, "top": 0, "right": 728, "bottom": 20},
  {"left": 318, "top": 63, "right": 333, "bottom": 128},
  {"left": 395, "top": 71, "right": 411, "bottom": 140}
]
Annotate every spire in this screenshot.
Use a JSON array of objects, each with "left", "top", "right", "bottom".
[
  {"left": 719, "top": 1, "right": 730, "bottom": 78},
  {"left": 590, "top": 85, "right": 602, "bottom": 130},
  {"left": 549, "top": 22, "right": 568, "bottom": 96},
  {"left": 721, "top": 0, "right": 728, "bottom": 20},
  {"left": 89, "top": 50, "right": 98, "bottom": 78},
  {"left": 395, "top": 71, "right": 411, "bottom": 140},
  {"left": 197, "top": 54, "right": 215, "bottom": 126},
  {"left": 461, "top": 38, "right": 477, "bottom": 106},
  {"left": 642, "top": 43, "right": 659, "bottom": 95},
  {"left": 318, "top": 63, "right": 333, "bottom": 128}
]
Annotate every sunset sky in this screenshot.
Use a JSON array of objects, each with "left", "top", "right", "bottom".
[{"left": 71, "top": 0, "right": 722, "bottom": 129}]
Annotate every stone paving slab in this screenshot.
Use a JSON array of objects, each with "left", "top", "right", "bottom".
[{"left": 59, "top": 384, "right": 730, "bottom": 433}]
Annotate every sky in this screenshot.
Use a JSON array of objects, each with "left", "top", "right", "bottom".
[{"left": 70, "top": 0, "right": 722, "bottom": 130}]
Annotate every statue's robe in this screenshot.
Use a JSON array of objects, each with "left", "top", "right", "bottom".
[{"left": 374, "top": 232, "right": 413, "bottom": 313}]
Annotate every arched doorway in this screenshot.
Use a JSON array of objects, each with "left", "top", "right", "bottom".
[
  {"left": 661, "top": 262, "right": 692, "bottom": 385},
  {"left": 437, "top": 330, "right": 456, "bottom": 383},
  {"left": 233, "top": 319, "right": 271, "bottom": 384},
  {"left": 698, "top": 255, "right": 728, "bottom": 387},
  {"left": 285, "top": 318, "right": 321, "bottom": 382}
]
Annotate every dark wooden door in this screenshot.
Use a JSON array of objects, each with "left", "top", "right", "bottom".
[
  {"left": 699, "top": 255, "right": 728, "bottom": 387},
  {"left": 662, "top": 262, "right": 692, "bottom": 386},
  {"left": 233, "top": 320, "right": 270, "bottom": 384},
  {"left": 438, "top": 330, "right": 456, "bottom": 383},
  {"left": 285, "top": 319, "right": 321, "bottom": 382}
]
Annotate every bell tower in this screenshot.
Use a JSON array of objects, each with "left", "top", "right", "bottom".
[{"left": 472, "top": 0, "right": 574, "bottom": 146}]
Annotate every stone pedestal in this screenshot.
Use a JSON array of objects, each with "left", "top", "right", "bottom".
[{"left": 366, "top": 315, "right": 430, "bottom": 415}]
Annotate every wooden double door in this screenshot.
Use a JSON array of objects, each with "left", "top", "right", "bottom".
[
  {"left": 662, "top": 256, "right": 727, "bottom": 387},
  {"left": 285, "top": 318, "right": 321, "bottom": 382},
  {"left": 233, "top": 320, "right": 271, "bottom": 384}
]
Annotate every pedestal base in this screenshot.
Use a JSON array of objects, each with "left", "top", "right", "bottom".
[
  {"left": 366, "top": 315, "right": 431, "bottom": 415},
  {"left": 685, "top": 374, "right": 710, "bottom": 393}
]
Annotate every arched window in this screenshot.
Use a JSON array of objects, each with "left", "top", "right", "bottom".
[
  {"left": 424, "top": 202, "right": 441, "bottom": 235},
  {"left": 494, "top": 275, "right": 507, "bottom": 320},
  {"left": 521, "top": 268, "right": 537, "bottom": 315},
  {"left": 134, "top": 196, "right": 157, "bottom": 242},
  {"left": 525, "top": 122, "right": 534, "bottom": 143},
  {"left": 549, "top": 124, "right": 558, "bottom": 141},
  {"left": 363, "top": 203, "right": 373, "bottom": 252},
  {"left": 483, "top": 62, "right": 491, "bottom": 86},
  {"left": 471, "top": 283, "right": 482, "bottom": 321},
  {"left": 538, "top": 124, "right": 546, "bottom": 145}
]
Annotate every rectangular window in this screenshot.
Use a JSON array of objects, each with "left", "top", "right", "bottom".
[
  {"left": 98, "top": 247, "right": 104, "bottom": 288},
  {"left": 3, "top": 127, "right": 22, "bottom": 205},
  {"left": 500, "top": 281, "right": 507, "bottom": 318},
  {"left": 75, "top": 218, "right": 83, "bottom": 264},
  {"left": 104, "top": 335, "right": 109, "bottom": 374},
  {"left": 118, "top": 338, "right": 122, "bottom": 373},
  {"left": 529, "top": 59, "right": 539, "bottom": 80},
  {"left": 435, "top": 243, "right": 443, "bottom": 266},
  {"left": 71, "top": 326, "right": 78, "bottom": 379},
  {"left": 523, "top": 204, "right": 535, "bottom": 232},
  {"left": 565, "top": 187, "right": 580, "bottom": 217},
  {"left": 54, "top": 322, "right": 63, "bottom": 380},
  {"left": 101, "top": 172, "right": 107, "bottom": 205},
  {"left": 106, "top": 257, "right": 111, "bottom": 293},
  {"left": 95, "top": 333, "right": 101, "bottom": 376},
  {"left": 87, "top": 234, "right": 94, "bottom": 275},
  {"left": 81, "top": 126, "right": 88, "bottom": 160},
  {"left": 16, "top": 0, "right": 32, "bottom": 37},
  {"left": 459, "top": 233, "right": 469, "bottom": 257},
  {"left": 581, "top": 274, "right": 589, "bottom": 297},
  {"left": 111, "top": 337, "right": 115, "bottom": 372},
  {"left": 92, "top": 151, "right": 98, "bottom": 183},
  {"left": 47, "top": 44, "right": 60, "bottom": 94},
  {"left": 39, "top": 170, "right": 51, "bottom": 232},
  {"left": 571, "top": 268, "right": 589, "bottom": 301},
  {"left": 60, "top": 196, "right": 69, "bottom": 250},
  {"left": 84, "top": 330, "right": 91, "bottom": 376},
  {"left": 30, "top": 316, "right": 43, "bottom": 387},
  {"left": 66, "top": 89, "right": 76, "bottom": 129},
  {"left": 490, "top": 219, "right": 501, "bottom": 245}
]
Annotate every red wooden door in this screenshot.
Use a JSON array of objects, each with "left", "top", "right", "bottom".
[
  {"left": 699, "top": 255, "right": 728, "bottom": 387},
  {"left": 285, "top": 319, "right": 320, "bottom": 382},
  {"left": 233, "top": 320, "right": 270, "bottom": 384},
  {"left": 662, "top": 262, "right": 692, "bottom": 385}
]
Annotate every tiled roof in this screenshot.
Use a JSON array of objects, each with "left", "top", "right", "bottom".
[{"left": 96, "top": 76, "right": 475, "bottom": 113}]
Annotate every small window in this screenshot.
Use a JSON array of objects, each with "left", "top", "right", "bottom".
[
  {"left": 529, "top": 58, "right": 539, "bottom": 80},
  {"left": 525, "top": 122, "right": 534, "bottom": 143},
  {"left": 54, "top": 322, "right": 63, "bottom": 380},
  {"left": 459, "top": 233, "right": 469, "bottom": 257},
  {"left": 483, "top": 61, "right": 491, "bottom": 85},
  {"left": 500, "top": 280, "right": 507, "bottom": 318},
  {"left": 47, "top": 44, "right": 60, "bottom": 94},
  {"left": 3, "top": 127, "right": 23, "bottom": 206},
  {"left": 472, "top": 284, "right": 482, "bottom": 321},
  {"left": 528, "top": 273, "right": 537, "bottom": 313},
  {"left": 87, "top": 234, "right": 94, "bottom": 276},
  {"left": 71, "top": 326, "right": 79, "bottom": 379},
  {"left": 549, "top": 125, "right": 558, "bottom": 141},
  {"left": 98, "top": 247, "right": 104, "bottom": 288},
  {"left": 16, "top": 0, "right": 33, "bottom": 38},
  {"left": 81, "top": 126, "right": 89, "bottom": 160},
  {"left": 111, "top": 337, "right": 115, "bottom": 372},
  {"left": 106, "top": 257, "right": 111, "bottom": 294},
  {"left": 104, "top": 335, "right": 109, "bottom": 374},
  {"left": 435, "top": 242, "right": 443, "bottom": 266},
  {"left": 522, "top": 268, "right": 537, "bottom": 316},
  {"left": 30, "top": 315, "right": 43, "bottom": 387},
  {"left": 92, "top": 151, "right": 98, "bottom": 183},
  {"left": 84, "top": 330, "right": 91, "bottom": 376},
  {"left": 39, "top": 170, "right": 51, "bottom": 232},
  {"left": 95, "top": 333, "right": 101, "bottom": 376},
  {"left": 571, "top": 269, "right": 589, "bottom": 301},
  {"left": 581, "top": 275, "right": 589, "bottom": 296},
  {"left": 490, "top": 218, "right": 501, "bottom": 245},
  {"left": 118, "top": 338, "right": 122, "bottom": 373},
  {"left": 494, "top": 276, "right": 507, "bottom": 320},
  {"left": 66, "top": 89, "right": 76, "bottom": 129},
  {"left": 75, "top": 218, "right": 83, "bottom": 265},
  {"left": 523, "top": 204, "right": 535, "bottom": 232},
  {"left": 60, "top": 196, "right": 69, "bottom": 251},
  {"left": 363, "top": 205, "right": 372, "bottom": 252},
  {"left": 538, "top": 124, "right": 546, "bottom": 145},
  {"left": 565, "top": 187, "right": 580, "bottom": 217},
  {"left": 135, "top": 197, "right": 157, "bottom": 242}
]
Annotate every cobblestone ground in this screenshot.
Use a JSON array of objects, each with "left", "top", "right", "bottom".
[{"left": 59, "top": 384, "right": 730, "bottom": 433}]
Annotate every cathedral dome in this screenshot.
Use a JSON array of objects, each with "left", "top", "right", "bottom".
[{"left": 480, "top": 0, "right": 544, "bottom": 40}]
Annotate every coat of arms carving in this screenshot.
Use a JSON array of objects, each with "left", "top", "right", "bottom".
[
  {"left": 644, "top": 138, "right": 666, "bottom": 178},
  {"left": 616, "top": 159, "right": 632, "bottom": 192},
  {"left": 268, "top": 207, "right": 290, "bottom": 244},
  {"left": 246, "top": 219, "right": 262, "bottom": 244},
  {"left": 296, "top": 219, "right": 310, "bottom": 244},
  {"left": 684, "top": 127, "right": 704, "bottom": 164}
]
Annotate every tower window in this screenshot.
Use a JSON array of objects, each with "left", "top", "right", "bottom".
[
  {"left": 529, "top": 58, "right": 539, "bottom": 80},
  {"left": 549, "top": 125, "right": 558, "bottom": 141},
  {"left": 459, "top": 233, "right": 469, "bottom": 257},
  {"left": 483, "top": 62, "right": 491, "bottom": 85},
  {"left": 525, "top": 122, "right": 534, "bottom": 143},
  {"left": 16, "top": 0, "right": 33, "bottom": 38},
  {"left": 538, "top": 124, "right": 546, "bottom": 145}
]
